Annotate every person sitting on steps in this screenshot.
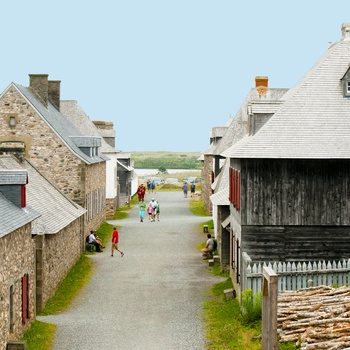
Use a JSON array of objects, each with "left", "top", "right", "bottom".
[{"left": 201, "top": 233, "right": 214, "bottom": 259}]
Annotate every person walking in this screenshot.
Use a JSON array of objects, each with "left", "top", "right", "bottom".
[
  {"left": 140, "top": 183, "right": 146, "bottom": 201},
  {"left": 190, "top": 182, "right": 196, "bottom": 197},
  {"left": 156, "top": 200, "right": 160, "bottom": 221},
  {"left": 111, "top": 227, "right": 124, "bottom": 257},
  {"left": 151, "top": 180, "right": 156, "bottom": 193},
  {"left": 182, "top": 182, "right": 188, "bottom": 198},
  {"left": 148, "top": 198, "right": 158, "bottom": 222},
  {"left": 139, "top": 199, "right": 147, "bottom": 222}
]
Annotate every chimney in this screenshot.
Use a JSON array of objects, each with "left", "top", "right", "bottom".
[
  {"left": 29, "top": 74, "right": 49, "bottom": 107},
  {"left": 48, "top": 80, "right": 61, "bottom": 110},
  {"left": 341, "top": 23, "right": 350, "bottom": 39},
  {"left": 255, "top": 76, "right": 268, "bottom": 88},
  {"left": 255, "top": 76, "right": 268, "bottom": 96}
]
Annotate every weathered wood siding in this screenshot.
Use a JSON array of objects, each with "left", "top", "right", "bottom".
[
  {"left": 243, "top": 225, "right": 350, "bottom": 262},
  {"left": 241, "top": 159, "right": 350, "bottom": 226}
]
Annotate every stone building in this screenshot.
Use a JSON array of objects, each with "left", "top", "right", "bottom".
[
  {"left": 0, "top": 154, "right": 86, "bottom": 313},
  {"left": 0, "top": 74, "right": 108, "bottom": 233},
  {"left": 0, "top": 168, "right": 39, "bottom": 350},
  {"left": 60, "top": 100, "right": 120, "bottom": 218}
]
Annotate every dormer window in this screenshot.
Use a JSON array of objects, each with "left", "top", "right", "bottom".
[{"left": 341, "top": 68, "right": 350, "bottom": 96}]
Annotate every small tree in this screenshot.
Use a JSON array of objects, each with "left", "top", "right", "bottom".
[{"left": 157, "top": 166, "right": 168, "bottom": 174}]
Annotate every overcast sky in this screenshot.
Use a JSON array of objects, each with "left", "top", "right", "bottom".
[{"left": 1, "top": 1, "right": 349, "bottom": 152}]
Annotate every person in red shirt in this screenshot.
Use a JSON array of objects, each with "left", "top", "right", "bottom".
[
  {"left": 137, "top": 185, "right": 143, "bottom": 201},
  {"left": 140, "top": 184, "right": 146, "bottom": 201},
  {"left": 111, "top": 227, "right": 124, "bottom": 257}
]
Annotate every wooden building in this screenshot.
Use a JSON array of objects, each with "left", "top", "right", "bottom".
[{"left": 223, "top": 23, "right": 350, "bottom": 298}]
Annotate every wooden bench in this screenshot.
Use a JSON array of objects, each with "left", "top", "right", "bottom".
[{"left": 85, "top": 243, "right": 96, "bottom": 252}]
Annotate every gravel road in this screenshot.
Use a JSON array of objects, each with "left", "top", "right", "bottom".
[{"left": 38, "top": 191, "right": 222, "bottom": 350}]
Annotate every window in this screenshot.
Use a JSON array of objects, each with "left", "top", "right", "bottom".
[
  {"left": 21, "top": 274, "right": 30, "bottom": 324},
  {"left": 10, "top": 285, "right": 14, "bottom": 333},
  {"left": 347, "top": 81, "right": 350, "bottom": 94},
  {"left": 9, "top": 116, "right": 16, "bottom": 126}
]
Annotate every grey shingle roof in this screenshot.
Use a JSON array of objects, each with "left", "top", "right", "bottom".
[
  {"left": 213, "top": 88, "right": 288, "bottom": 156},
  {"left": 60, "top": 100, "right": 118, "bottom": 154},
  {"left": 0, "top": 170, "right": 27, "bottom": 184},
  {"left": 222, "top": 33, "right": 350, "bottom": 159},
  {"left": 210, "top": 188, "right": 229, "bottom": 206},
  {"left": 0, "top": 191, "right": 40, "bottom": 238},
  {"left": 11, "top": 84, "right": 108, "bottom": 164},
  {"left": 0, "top": 155, "right": 86, "bottom": 235}
]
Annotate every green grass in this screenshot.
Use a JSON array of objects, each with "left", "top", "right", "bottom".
[
  {"left": 38, "top": 255, "right": 93, "bottom": 316},
  {"left": 21, "top": 320, "right": 56, "bottom": 350},
  {"left": 24, "top": 255, "right": 94, "bottom": 350},
  {"left": 204, "top": 264, "right": 262, "bottom": 350},
  {"left": 189, "top": 199, "right": 210, "bottom": 216}
]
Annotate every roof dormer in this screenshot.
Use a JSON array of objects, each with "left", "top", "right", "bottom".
[
  {"left": 341, "top": 67, "right": 350, "bottom": 97},
  {"left": 0, "top": 169, "right": 28, "bottom": 208}
]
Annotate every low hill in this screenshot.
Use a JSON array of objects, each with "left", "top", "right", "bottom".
[{"left": 131, "top": 151, "right": 201, "bottom": 169}]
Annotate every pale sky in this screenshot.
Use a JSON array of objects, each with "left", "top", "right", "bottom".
[{"left": 1, "top": 1, "right": 349, "bottom": 152}]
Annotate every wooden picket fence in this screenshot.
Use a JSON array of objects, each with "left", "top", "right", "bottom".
[{"left": 241, "top": 252, "right": 350, "bottom": 296}]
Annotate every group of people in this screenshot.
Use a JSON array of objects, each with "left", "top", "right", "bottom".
[
  {"left": 87, "top": 228, "right": 124, "bottom": 258},
  {"left": 146, "top": 179, "right": 156, "bottom": 193},
  {"left": 139, "top": 197, "right": 160, "bottom": 222},
  {"left": 87, "top": 230, "right": 105, "bottom": 252},
  {"left": 182, "top": 181, "right": 196, "bottom": 198}
]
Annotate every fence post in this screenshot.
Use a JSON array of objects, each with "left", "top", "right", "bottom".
[{"left": 262, "top": 266, "right": 278, "bottom": 350}]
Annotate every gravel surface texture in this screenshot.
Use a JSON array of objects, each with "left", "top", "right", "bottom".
[{"left": 38, "top": 191, "right": 223, "bottom": 350}]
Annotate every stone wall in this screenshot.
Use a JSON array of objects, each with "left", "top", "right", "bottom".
[
  {"left": 0, "top": 224, "right": 35, "bottom": 350},
  {"left": 0, "top": 87, "right": 107, "bottom": 232},
  {"left": 84, "top": 162, "right": 107, "bottom": 232},
  {"left": 34, "top": 218, "right": 83, "bottom": 311},
  {"left": 201, "top": 155, "right": 213, "bottom": 214},
  {"left": 0, "top": 88, "right": 82, "bottom": 203}
]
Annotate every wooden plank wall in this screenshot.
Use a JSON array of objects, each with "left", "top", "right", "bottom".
[
  {"left": 243, "top": 225, "right": 350, "bottom": 262},
  {"left": 241, "top": 159, "right": 350, "bottom": 226}
]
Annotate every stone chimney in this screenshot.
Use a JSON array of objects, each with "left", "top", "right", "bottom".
[
  {"left": 48, "top": 80, "right": 61, "bottom": 110},
  {"left": 29, "top": 74, "right": 49, "bottom": 108},
  {"left": 341, "top": 23, "right": 350, "bottom": 39},
  {"left": 93, "top": 120, "right": 116, "bottom": 148}
]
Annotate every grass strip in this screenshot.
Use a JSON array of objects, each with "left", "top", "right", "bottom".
[
  {"left": 37, "top": 254, "right": 93, "bottom": 316},
  {"left": 204, "top": 265, "right": 262, "bottom": 350},
  {"left": 21, "top": 320, "right": 56, "bottom": 350}
]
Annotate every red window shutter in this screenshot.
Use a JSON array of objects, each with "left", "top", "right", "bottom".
[
  {"left": 237, "top": 172, "right": 240, "bottom": 211},
  {"left": 233, "top": 170, "right": 236, "bottom": 208},
  {"left": 229, "top": 168, "right": 232, "bottom": 202},
  {"left": 21, "top": 185, "right": 26, "bottom": 208},
  {"left": 236, "top": 238, "right": 240, "bottom": 284}
]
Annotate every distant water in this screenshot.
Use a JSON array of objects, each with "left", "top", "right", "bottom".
[{"left": 135, "top": 169, "right": 199, "bottom": 176}]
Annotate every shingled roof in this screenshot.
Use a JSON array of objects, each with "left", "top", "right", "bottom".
[
  {"left": 5, "top": 84, "right": 109, "bottom": 165},
  {"left": 0, "top": 155, "right": 86, "bottom": 235},
  {"left": 222, "top": 23, "right": 350, "bottom": 160}
]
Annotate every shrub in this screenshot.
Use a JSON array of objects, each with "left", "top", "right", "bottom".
[{"left": 241, "top": 289, "right": 262, "bottom": 325}]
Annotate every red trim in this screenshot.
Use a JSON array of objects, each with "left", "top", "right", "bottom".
[{"left": 21, "top": 185, "right": 26, "bottom": 208}]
